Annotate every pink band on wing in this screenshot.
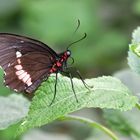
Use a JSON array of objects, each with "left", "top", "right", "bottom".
[
  {"left": 22, "top": 74, "right": 30, "bottom": 83},
  {"left": 15, "top": 65, "right": 23, "bottom": 70},
  {"left": 18, "top": 72, "right": 27, "bottom": 79},
  {"left": 17, "top": 59, "right": 21, "bottom": 64},
  {"left": 16, "top": 70, "right": 24, "bottom": 76},
  {"left": 26, "top": 78, "right": 32, "bottom": 86}
]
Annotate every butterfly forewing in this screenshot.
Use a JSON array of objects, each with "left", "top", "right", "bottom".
[{"left": 0, "top": 33, "right": 58, "bottom": 93}]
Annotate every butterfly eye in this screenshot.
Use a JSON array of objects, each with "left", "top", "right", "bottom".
[{"left": 66, "top": 50, "right": 71, "bottom": 56}]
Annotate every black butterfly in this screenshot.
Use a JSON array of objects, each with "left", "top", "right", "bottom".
[{"left": 0, "top": 32, "right": 89, "bottom": 104}]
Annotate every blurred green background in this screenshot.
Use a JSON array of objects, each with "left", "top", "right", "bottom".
[{"left": 0, "top": 0, "right": 140, "bottom": 140}]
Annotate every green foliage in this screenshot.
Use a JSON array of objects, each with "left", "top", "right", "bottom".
[
  {"left": 0, "top": 1, "right": 140, "bottom": 139},
  {"left": 128, "top": 27, "right": 140, "bottom": 74},
  {"left": 0, "top": 69, "right": 11, "bottom": 96},
  {"left": 128, "top": 46, "right": 140, "bottom": 74},
  {"left": 21, "top": 0, "right": 95, "bottom": 43},
  {"left": 132, "top": 0, "right": 140, "bottom": 15},
  {"left": 16, "top": 74, "right": 138, "bottom": 135},
  {"left": 0, "top": 94, "right": 30, "bottom": 130},
  {"left": 104, "top": 109, "right": 140, "bottom": 139},
  {"left": 20, "top": 0, "right": 128, "bottom": 74},
  {"left": 0, "top": 123, "right": 21, "bottom": 140}
]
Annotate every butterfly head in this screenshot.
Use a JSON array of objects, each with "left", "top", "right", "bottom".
[
  {"left": 63, "top": 50, "right": 74, "bottom": 66},
  {"left": 65, "top": 50, "right": 71, "bottom": 57},
  {"left": 59, "top": 50, "right": 71, "bottom": 62}
]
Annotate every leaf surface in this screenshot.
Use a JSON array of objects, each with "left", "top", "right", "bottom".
[
  {"left": 17, "top": 74, "right": 138, "bottom": 135},
  {"left": 0, "top": 94, "right": 30, "bottom": 130}
]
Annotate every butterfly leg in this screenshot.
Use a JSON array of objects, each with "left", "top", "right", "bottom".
[
  {"left": 76, "top": 70, "right": 93, "bottom": 90},
  {"left": 62, "top": 70, "right": 78, "bottom": 103},
  {"left": 68, "top": 72, "right": 78, "bottom": 103},
  {"left": 49, "top": 72, "right": 58, "bottom": 106}
]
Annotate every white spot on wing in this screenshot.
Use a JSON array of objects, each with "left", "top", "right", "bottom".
[
  {"left": 16, "top": 51, "right": 22, "bottom": 58},
  {"left": 8, "top": 63, "right": 11, "bottom": 67},
  {"left": 14, "top": 89, "right": 18, "bottom": 92},
  {"left": 20, "top": 40, "right": 24, "bottom": 43}
]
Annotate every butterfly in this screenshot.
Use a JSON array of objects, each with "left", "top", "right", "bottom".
[{"left": 0, "top": 32, "right": 89, "bottom": 105}]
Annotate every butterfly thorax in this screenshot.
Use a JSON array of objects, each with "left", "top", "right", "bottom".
[{"left": 49, "top": 50, "right": 71, "bottom": 73}]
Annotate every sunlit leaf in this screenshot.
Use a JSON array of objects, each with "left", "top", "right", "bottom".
[
  {"left": 128, "top": 27, "right": 140, "bottom": 74},
  {"left": 17, "top": 74, "right": 138, "bottom": 135}
]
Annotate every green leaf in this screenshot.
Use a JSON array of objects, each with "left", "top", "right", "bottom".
[
  {"left": 132, "top": 27, "right": 140, "bottom": 44},
  {"left": 17, "top": 74, "right": 138, "bottom": 135},
  {"left": 0, "top": 94, "right": 30, "bottom": 130},
  {"left": 128, "top": 46, "right": 140, "bottom": 74},
  {"left": 103, "top": 109, "right": 140, "bottom": 139},
  {"left": 128, "top": 27, "right": 140, "bottom": 74}
]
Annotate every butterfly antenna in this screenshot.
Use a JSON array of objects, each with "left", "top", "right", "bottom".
[
  {"left": 73, "top": 19, "right": 80, "bottom": 34},
  {"left": 67, "top": 33, "right": 87, "bottom": 50}
]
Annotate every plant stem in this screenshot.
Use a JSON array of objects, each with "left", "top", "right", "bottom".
[{"left": 59, "top": 115, "right": 119, "bottom": 140}]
